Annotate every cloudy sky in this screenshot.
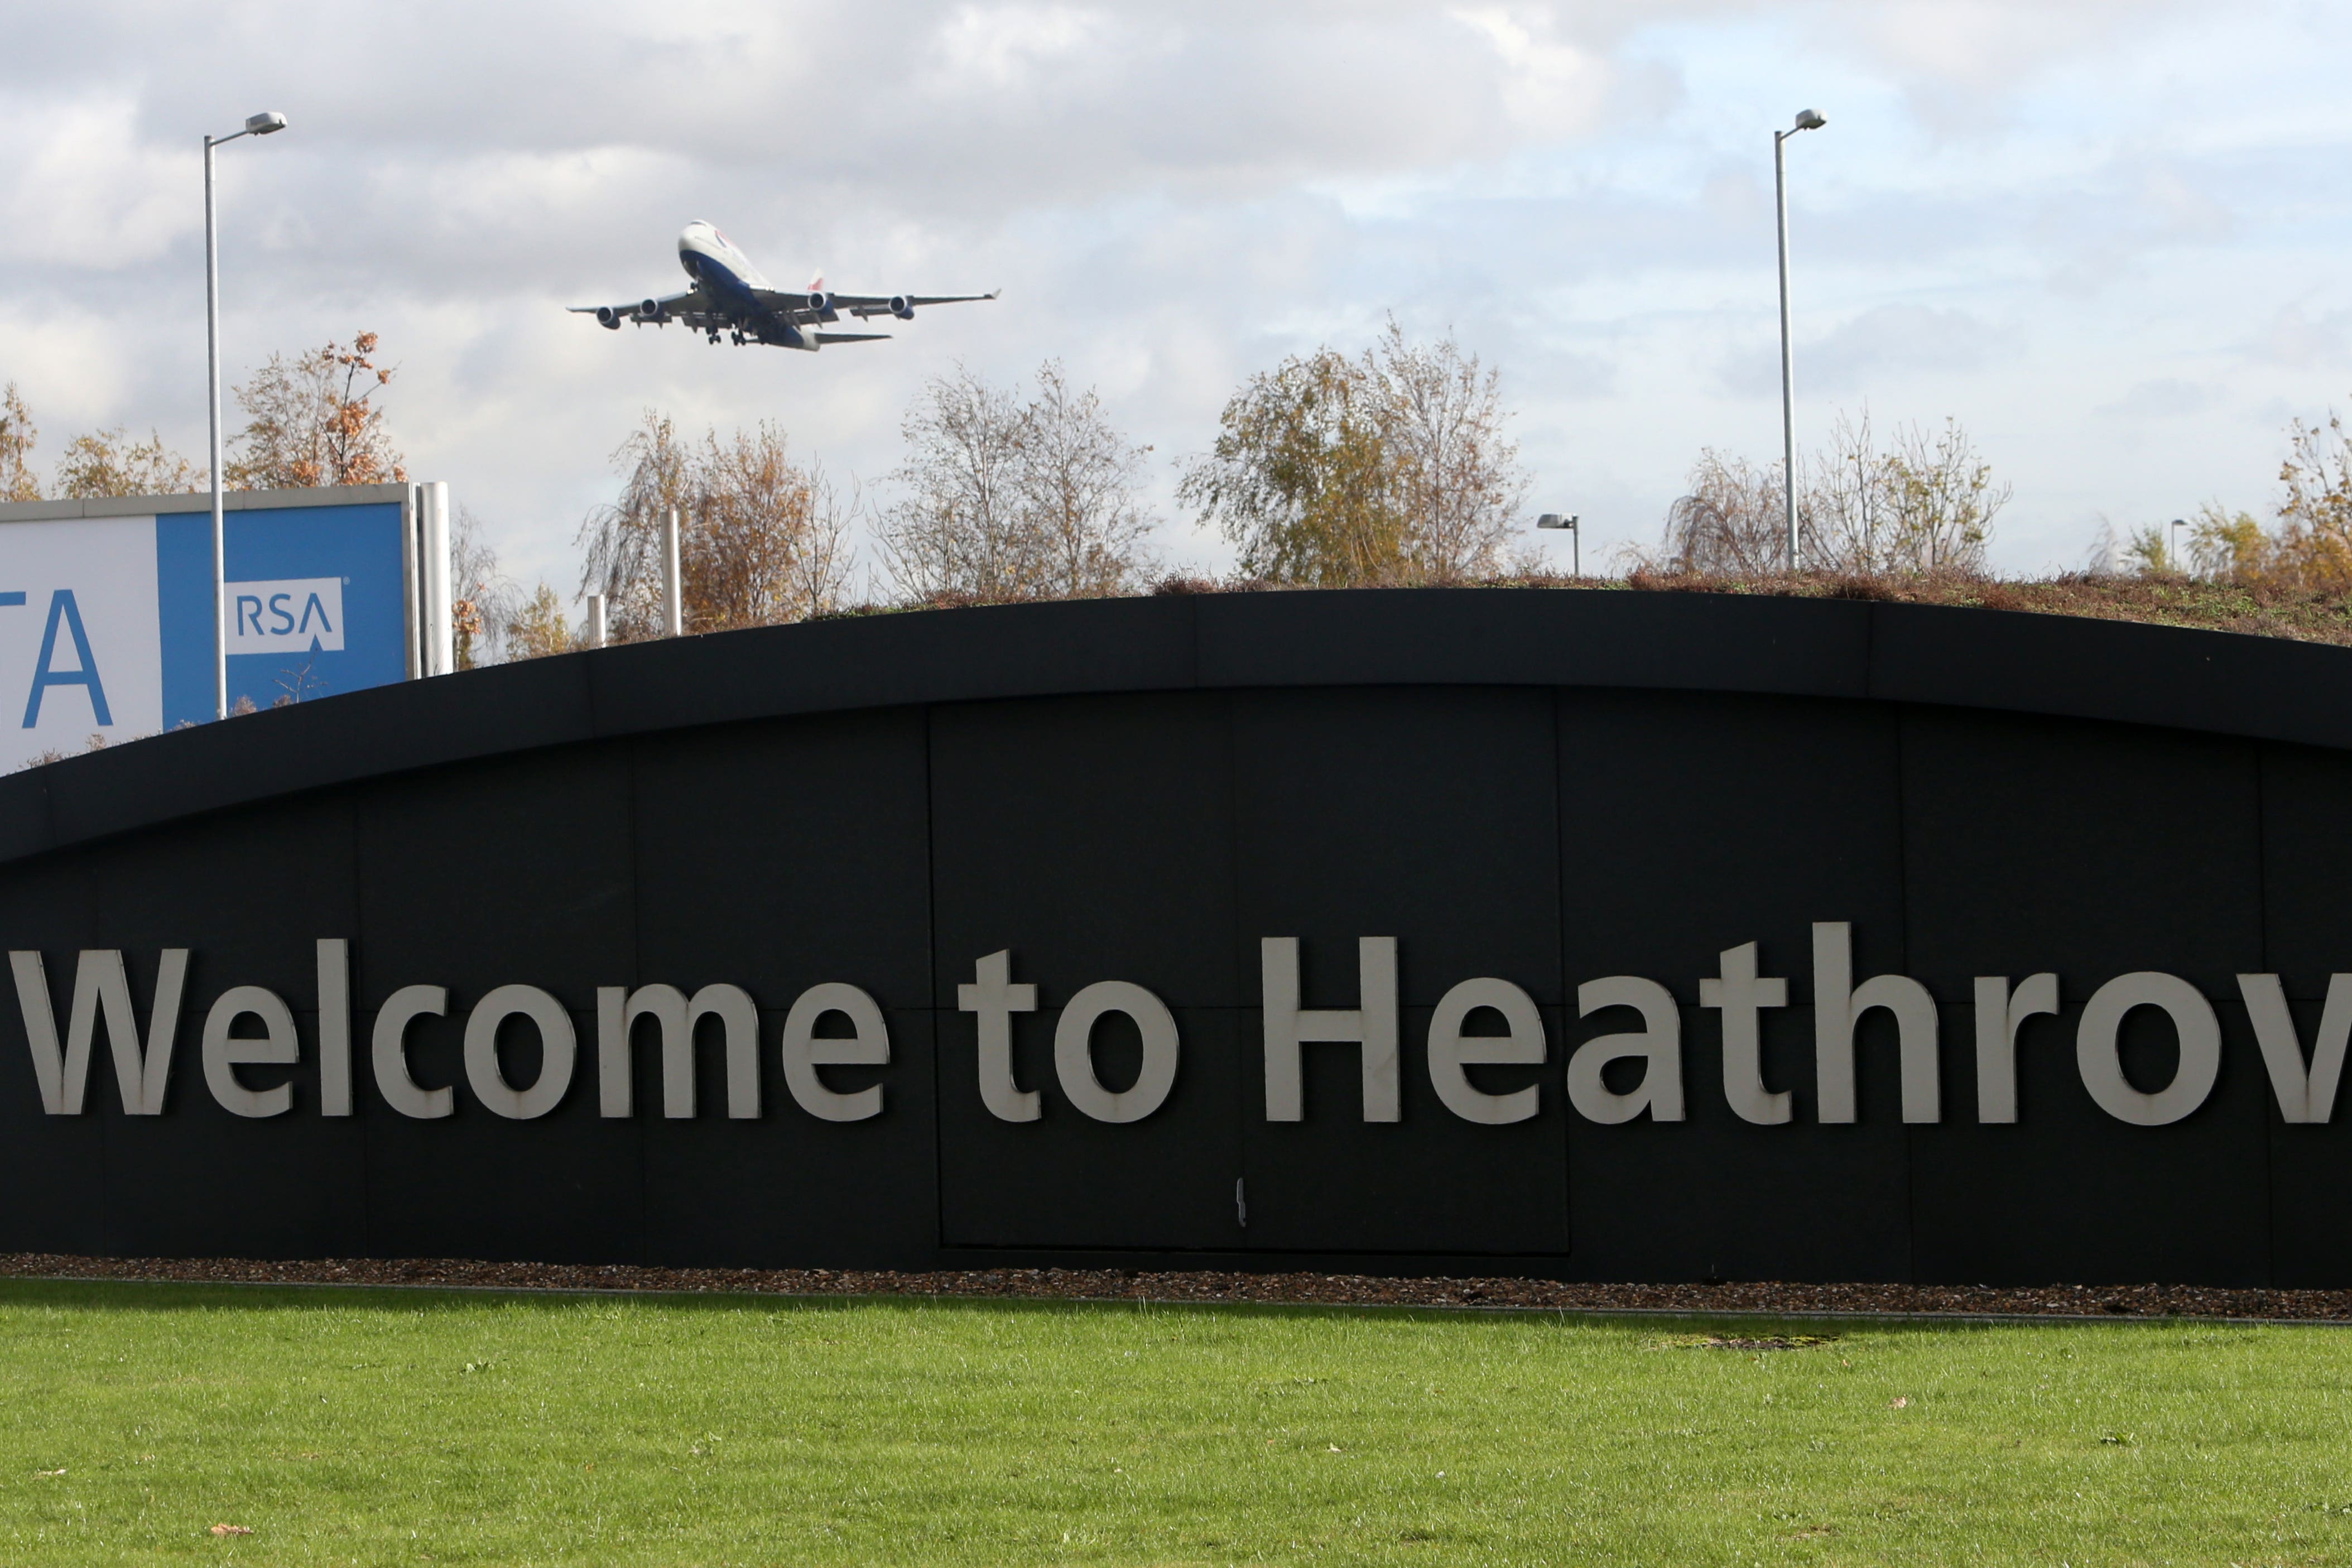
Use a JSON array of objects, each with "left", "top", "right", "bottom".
[{"left": 4, "top": 0, "right": 2349, "bottom": 597}]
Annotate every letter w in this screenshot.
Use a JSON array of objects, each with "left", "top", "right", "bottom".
[
  {"left": 2238, "top": 973, "right": 2352, "bottom": 1123},
  {"left": 9, "top": 950, "right": 189, "bottom": 1115}
]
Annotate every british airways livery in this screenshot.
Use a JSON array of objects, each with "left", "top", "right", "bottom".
[{"left": 570, "top": 222, "right": 998, "bottom": 350}]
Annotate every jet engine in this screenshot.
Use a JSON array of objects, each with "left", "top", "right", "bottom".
[
  {"left": 639, "top": 299, "right": 661, "bottom": 321},
  {"left": 595, "top": 305, "right": 622, "bottom": 329},
  {"left": 890, "top": 295, "right": 915, "bottom": 321},
  {"left": 806, "top": 291, "right": 839, "bottom": 323}
]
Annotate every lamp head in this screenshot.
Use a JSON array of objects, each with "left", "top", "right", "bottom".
[
  {"left": 1793, "top": 108, "right": 1826, "bottom": 131},
  {"left": 1536, "top": 513, "right": 1579, "bottom": 531},
  {"left": 244, "top": 111, "right": 288, "bottom": 136}
]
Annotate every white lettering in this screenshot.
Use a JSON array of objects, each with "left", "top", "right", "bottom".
[
  {"left": 1427, "top": 977, "right": 1544, "bottom": 1124},
  {"left": 1814, "top": 921, "right": 1941, "bottom": 1123},
  {"left": 372, "top": 985, "right": 451, "bottom": 1118},
  {"left": 1700, "top": 942, "right": 1790, "bottom": 1125},
  {"left": 1971, "top": 973, "right": 2058, "bottom": 1123},
  {"left": 2236, "top": 972, "right": 2352, "bottom": 1124},
  {"left": 958, "top": 950, "right": 1040, "bottom": 1122},
  {"left": 780, "top": 982, "right": 889, "bottom": 1122},
  {"left": 201, "top": 985, "right": 297, "bottom": 1118},
  {"left": 595, "top": 983, "right": 759, "bottom": 1118},
  {"left": 2076, "top": 972, "right": 2220, "bottom": 1126},
  {"left": 1055, "top": 980, "right": 1179, "bottom": 1123},
  {"left": 318, "top": 939, "right": 352, "bottom": 1117},
  {"left": 464, "top": 985, "right": 575, "bottom": 1119},
  {"left": 1261, "top": 937, "right": 1398, "bottom": 1123},
  {"left": 1567, "top": 975, "right": 1684, "bottom": 1123},
  {"left": 8, "top": 948, "right": 186, "bottom": 1115}
]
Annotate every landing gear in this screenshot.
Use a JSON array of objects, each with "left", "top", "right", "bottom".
[
  {"left": 706, "top": 331, "right": 720, "bottom": 345},
  {"left": 729, "top": 330, "right": 746, "bottom": 345}
]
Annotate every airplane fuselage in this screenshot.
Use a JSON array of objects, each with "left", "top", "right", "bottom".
[{"left": 676, "top": 221, "right": 820, "bottom": 348}]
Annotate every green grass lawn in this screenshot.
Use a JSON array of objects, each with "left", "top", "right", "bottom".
[{"left": 0, "top": 1280, "right": 2346, "bottom": 1565}]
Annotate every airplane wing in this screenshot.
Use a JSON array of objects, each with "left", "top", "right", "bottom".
[
  {"left": 566, "top": 287, "right": 725, "bottom": 329},
  {"left": 751, "top": 287, "right": 1000, "bottom": 324}
]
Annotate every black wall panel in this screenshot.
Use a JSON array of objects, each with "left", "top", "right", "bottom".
[{"left": 0, "top": 589, "right": 2345, "bottom": 1285}]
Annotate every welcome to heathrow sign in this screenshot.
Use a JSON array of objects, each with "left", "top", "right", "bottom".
[
  {"left": 2, "top": 588, "right": 2349, "bottom": 1287},
  {"left": 15, "top": 925, "right": 2344, "bottom": 1133}
]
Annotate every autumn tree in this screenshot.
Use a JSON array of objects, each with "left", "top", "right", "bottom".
[
  {"left": 689, "top": 424, "right": 853, "bottom": 631},
  {"left": 578, "top": 411, "right": 851, "bottom": 642},
  {"left": 2267, "top": 408, "right": 2352, "bottom": 586},
  {"left": 54, "top": 427, "right": 205, "bottom": 498},
  {"left": 504, "top": 585, "right": 577, "bottom": 660},
  {"left": 2126, "top": 404, "right": 2352, "bottom": 589},
  {"left": 0, "top": 384, "right": 39, "bottom": 502},
  {"left": 227, "top": 332, "right": 407, "bottom": 489},
  {"left": 1180, "top": 324, "right": 1524, "bottom": 586},
  {"left": 1182, "top": 348, "right": 1399, "bottom": 586},
  {"left": 877, "top": 362, "right": 1156, "bottom": 601}
]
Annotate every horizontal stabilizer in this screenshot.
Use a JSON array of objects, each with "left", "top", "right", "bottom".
[{"left": 813, "top": 332, "right": 891, "bottom": 344}]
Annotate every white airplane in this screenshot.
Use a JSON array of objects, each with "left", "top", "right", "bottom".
[{"left": 570, "top": 221, "right": 998, "bottom": 350}]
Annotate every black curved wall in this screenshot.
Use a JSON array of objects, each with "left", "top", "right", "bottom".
[{"left": 4, "top": 588, "right": 2351, "bottom": 1286}]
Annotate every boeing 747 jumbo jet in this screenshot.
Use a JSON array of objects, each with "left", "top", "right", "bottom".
[{"left": 570, "top": 222, "right": 998, "bottom": 350}]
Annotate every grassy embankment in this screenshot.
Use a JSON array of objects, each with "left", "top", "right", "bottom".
[
  {"left": 0, "top": 1279, "right": 2347, "bottom": 1565},
  {"left": 870, "top": 567, "right": 2352, "bottom": 651}
]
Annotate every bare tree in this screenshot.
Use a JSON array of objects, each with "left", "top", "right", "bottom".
[
  {"left": 227, "top": 332, "right": 407, "bottom": 489},
  {"left": 54, "top": 427, "right": 205, "bottom": 498},
  {"left": 1656, "top": 413, "right": 2008, "bottom": 575},
  {"left": 1877, "top": 417, "right": 2008, "bottom": 571},
  {"left": 879, "top": 362, "right": 1159, "bottom": 600},
  {"left": 1017, "top": 362, "right": 1158, "bottom": 597},
  {"left": 448, "top": 506, "right": 526, "bottom": 668},
  {"left": 878, "top": 367, "right": 1045, "bottom": 599},
  {"left": 1373, "top": 320, "right": 1527, "bottom": 580},
  {"left": 0, "top": 385, "right": 37, "bottom": 502}
]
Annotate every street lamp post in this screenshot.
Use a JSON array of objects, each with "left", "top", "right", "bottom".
[
  {"left": 205, "top": 109, "right": 287, "bottom": 721},
  {"left": 1537, "top": 513, "right": 1580, "bottom": 576},
  {"left": 2170, "top": 517, "right": 2189, "bottom": 575},
  {"left": 1774, "top": 108, "right": 1826, "bottom": 574}
]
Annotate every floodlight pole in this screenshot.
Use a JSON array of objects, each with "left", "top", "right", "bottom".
[
  {"left": 203, "top": 111, "right": 286, "bottom": 721},
  {"left": 1774, "top": 109, "right": 1825, "bottom": 574},
  {"left": 204, "top": 133, "right": 226, "bottom": 720}
]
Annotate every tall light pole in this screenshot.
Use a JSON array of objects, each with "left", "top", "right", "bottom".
[
  {"left": 205, "top": 109, "right": 287, "bottom": 720},
  {"left": 1774, "top": 108, "right": 1825, "bottom": 573}
]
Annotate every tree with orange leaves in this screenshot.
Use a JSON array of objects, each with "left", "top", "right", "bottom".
[{"left": 227, "top": 331, "right": 408, "bottom": 490}]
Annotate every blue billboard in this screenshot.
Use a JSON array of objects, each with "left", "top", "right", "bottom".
[{"left": 0, "top": 485, "right": 422, "bottom": 771}]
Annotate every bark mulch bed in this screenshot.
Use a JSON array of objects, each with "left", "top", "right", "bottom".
[{"left": 0, "top": 1254, "right": 2346, "bottom": 1322}]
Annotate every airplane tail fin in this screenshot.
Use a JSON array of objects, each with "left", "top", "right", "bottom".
[{"left": 806, "top": 273, "right": 825, "bottom": 293}]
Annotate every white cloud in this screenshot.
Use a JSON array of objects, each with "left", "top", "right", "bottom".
[{"left": 0, "top": 0, "right": 2349, "bottom": 590}]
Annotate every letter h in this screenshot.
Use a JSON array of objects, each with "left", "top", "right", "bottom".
[{"left": 1261, "top": 937, "right": 1398, "bottom": 1122}]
